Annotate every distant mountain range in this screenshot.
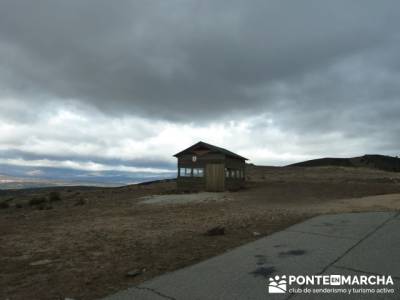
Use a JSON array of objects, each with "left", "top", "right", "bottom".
[
  {"left": 0, "top": 162, "right": 177, "bottom": 189},
  {"left": 3, "top": 154, "right": 399, "bottom": 189},
  {"left": 0, "top": 174, "right": 124, "bottom": 189},
  {"left": 288, "top": 154, "right": 400, "bottom": 172},
  {"left": 0, "top": 170, "right": 176, "bottom": 190}
]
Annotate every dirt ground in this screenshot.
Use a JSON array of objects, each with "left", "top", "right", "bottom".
[
  {"left": 1, "top": 166, "right": 400, "bottom": 300},
  {"left": 139, "top": 191, "right": 230, "bottom": 204}
]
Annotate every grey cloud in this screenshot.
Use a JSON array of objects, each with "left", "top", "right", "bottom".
[
  {"left": 0, "top": 149, "right": 175, "bottom": 170},
  {"left": 1, "top": 0, "right": 399, "bottom": 121},
  {"left": 0, "top": 0, "right": 400, "bottom": 176}
]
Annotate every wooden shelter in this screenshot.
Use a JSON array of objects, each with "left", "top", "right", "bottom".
[{"left": 174, "top": 141, "right": 248, "bottom": 192}]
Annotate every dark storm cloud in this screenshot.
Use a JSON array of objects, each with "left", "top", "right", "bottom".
[
  {"left": 1, "top": 0, "right": 400, "bottom": 180},
  {"left": 1, "top": 0, "right": 399, "bottom": 121}
]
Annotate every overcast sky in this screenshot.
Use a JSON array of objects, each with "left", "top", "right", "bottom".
[{"left": 1, "top": 0, "right": 400, "bottom": 182}]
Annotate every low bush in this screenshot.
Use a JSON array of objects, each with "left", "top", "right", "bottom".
[
  {"left": 29, "top": 197, "right": 47, "bottom": 206},
  {"left": 48, "top": 191, "right": 61, "bottom": 202},
  {"left": 205, "top": 226, "right": 225, "bottom": 236},
  {"left": 0, "top": 202, "right": 10, "bottom": 209},
  {"left": 74, "top": 198, "right": 86, "bottom": 206}
]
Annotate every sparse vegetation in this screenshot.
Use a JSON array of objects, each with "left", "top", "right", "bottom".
[
  {"left": 74, "top": 198, "right": 86, "bottom": 206},
  {"left": 1, "top": 167, "right": 400, "bottom": 300},
  {"left": 48, "top": 191, "right": 61, "bottom": 202},
  {"left": 29, "top": 197, "right": 47, "bottom": 206},
  {"left": 0, "top": 202, "right": 10, "bottom": 209},
  {"left": 205, "top": 226, "right": 225, "bottom": 236},
  {"left": 37, "top": 203, "right": 53, "bottom": 210}
]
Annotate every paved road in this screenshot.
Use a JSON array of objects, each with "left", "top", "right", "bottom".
[{"left": 102, "top": 212, "right": 400, "bottom": 300}]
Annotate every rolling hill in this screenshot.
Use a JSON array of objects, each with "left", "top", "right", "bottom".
[{"left": 288, "top": 154, "right": 400, "bottom": 172}]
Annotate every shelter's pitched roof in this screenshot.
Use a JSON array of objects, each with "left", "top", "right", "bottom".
[{"left": 173, "top": 141, "right": 248, "bottom": 160}]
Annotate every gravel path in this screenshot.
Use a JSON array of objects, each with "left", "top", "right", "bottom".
[{"left": 140, "top": 192, "right": 231, "bottom": 204}]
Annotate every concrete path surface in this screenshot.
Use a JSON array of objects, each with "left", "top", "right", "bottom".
[{"left": 102, "top": 212, "right": 400, "bottom": 300}]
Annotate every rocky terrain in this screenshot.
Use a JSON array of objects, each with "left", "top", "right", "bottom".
[{"left": 1, "top": 165, "right": 400, "bottom": 299}]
